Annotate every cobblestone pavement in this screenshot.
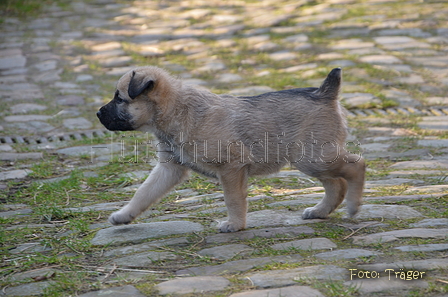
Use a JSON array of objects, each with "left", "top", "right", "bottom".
[{"left": 1, "top": 0, "right": 448, "bottom": 296}]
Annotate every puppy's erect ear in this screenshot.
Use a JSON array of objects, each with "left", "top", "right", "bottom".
[{"left": 128, "top": 70, "right": 155, "bottom": 99}]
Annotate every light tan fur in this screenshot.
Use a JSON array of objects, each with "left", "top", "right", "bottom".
[{"left": 97, "top": 66, "right": 365, "bottom": 232}]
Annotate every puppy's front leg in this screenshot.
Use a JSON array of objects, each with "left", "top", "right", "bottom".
[
  {"left": 109, "top": 163, "right": 188, "bottom": 225},
  {"left": 218, "top": 167, "right": 248, "bottom": 232}
]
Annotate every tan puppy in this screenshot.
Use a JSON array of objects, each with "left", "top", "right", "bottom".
[{"left": 97, "top": 66, "right": 365, "bottom": 232}]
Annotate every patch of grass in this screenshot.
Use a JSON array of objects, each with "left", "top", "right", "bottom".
[
  {"left": 29, "top": 158, "right": 60, "bottom": 179},
  {"left": 16, "top": 171, "right": 81, "bottom": 204},
  {"left": 43, "top": 270, "right": 98, "bottom": 297},
  {"left": 425, "top": 280, "right": 448, "bottom": 296},
  {"left": 247, "top": 71, "right": 312, "bottom": 90},
  {"left": 320, "top": 225, "right": 347, "bottom": 239},
  {"left": 372, "top": 184, "right": 410, "bottom": 196},
  {"left": 307, "top": 29, "right": 331, "bottom": 44},
  {"left": 1, "top": 0, "right": 46, "bottom": 17},
  {"left": 35, "top": 204, "right": 74, "bottom": 222},
  {"left": 0, "top": 0, "right": 71, "bottom": 19},
  {"left": 365, "top": 159, "right": 393, "bottom": 178},
  {"left": 314, "top": 280, "right": 359, "bottom": 297},
  {"left": 389, "top": 136, "right": 420, "bottom": 152},
  {"left": 178, "top": 173, "right": 220, "bottom": 194},
  {"left": 413, "top": 196, "right": 448, "bottom": 218},
  {"left": 344, "top": 5, "right": 368, "bottom": 19},
  {"left": 363, "top": 63, "right": 400, "bottom": 82}
]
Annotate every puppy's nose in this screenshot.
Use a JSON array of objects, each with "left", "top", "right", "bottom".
[{"left": 96, "top": 110, "right": 101, "bottom": 118}]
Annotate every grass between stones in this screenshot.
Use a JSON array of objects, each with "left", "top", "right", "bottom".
[
  {"left": 2, "top": 153, "right": 448, "bottom": 295},
  {"left": 2, "top": 141, "right": 447, "bottom": 295}
]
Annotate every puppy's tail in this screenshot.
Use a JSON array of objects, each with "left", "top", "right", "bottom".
[{"left": 314, "top": 68, "right": 341, "bottom": 100}]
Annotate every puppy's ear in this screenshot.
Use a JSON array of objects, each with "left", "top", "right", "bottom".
[
  {"left": 128, "top": 71, "right": 155, "bottom": 99},
  {"left": 315, "top": 68, "right": 341, "bottom": 100}
]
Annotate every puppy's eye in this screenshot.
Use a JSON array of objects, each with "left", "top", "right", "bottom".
[
  {"left": 116, "top": 97, "right": 126, "bottom": 104},
  {"left": 114, "top": 91, "right": 126, "bottom": 104}
]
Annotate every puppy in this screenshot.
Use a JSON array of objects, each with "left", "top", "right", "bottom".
[{"left": 97, "top": 66, "right": 365, "bottom": 232}]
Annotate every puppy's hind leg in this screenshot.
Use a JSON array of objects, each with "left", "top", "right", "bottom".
[
  {"left": 218, "top": 167, "right": 248, "bottom": 233},
  {"left": 302, "top": 177, "right": 347, "bottom": 219},
  {"left": 341, "top": 155, "right": 366, "bottom": 218},
  {"left": 109, "top": 163, "right": 189, "bottom": 225}
]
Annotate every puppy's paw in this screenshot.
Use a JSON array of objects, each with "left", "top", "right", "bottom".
[
  {"left": 347, "top": 204, "right": 360, "bottom": 218},
  {"left": 302, "top": 207, "right": 328, "bottom": 220},
  {"left": 218, "top": 220, "right": 244, "bottom": 233},
  {"left": 108, "top": 211, "right": 134, "bottom": 225}
]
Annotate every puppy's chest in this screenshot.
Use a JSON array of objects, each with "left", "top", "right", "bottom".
[{"left": 154, "top": 132, "right": 225, "bottom": 176}]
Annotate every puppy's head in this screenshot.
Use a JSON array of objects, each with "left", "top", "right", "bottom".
[{"left": 97, "top": 66, "right": 177, "bottom": 131}]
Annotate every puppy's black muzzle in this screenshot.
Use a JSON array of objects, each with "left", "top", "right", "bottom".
[{"left": 97, "top": 104, "right": 134, "bottom": 131}]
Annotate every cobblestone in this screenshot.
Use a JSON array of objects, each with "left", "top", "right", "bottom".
[
  {"left": 155, "top": 276, "right": 230, "bottom": 295},
  {"left": 344, "top": 277, "right": 428, "bottom": 295},
  {"left": 342, "top": 204, "right": 424, "bottom": 219},
  {"left": 352, "top": 228, "right": 448, "bottom": 245},
  {"left": 246, "top": 265, "right": 346, "bottom": 288},
  {"left": 271, "top": 238, "right": 337, "bottom": 251},
  {"left": 0, "top": 169, "right": 32, "bottom": 181},
  {"left": 112, "top": 251, "right": 178, "bottom": 268},
  {"left": 3, "top": 281, "right": 53, "bottom": 296},
  {"left": 91, "top": 221, "right": 204, "bottom": 246},
  {"left": 229, "top": 286, "right": 325, "bottom": 297},
  {"left": 197, "top": 244, "right": 254, "bottom": 260},
  {"left": 176, "top": 255, "right": 304, "bottom": 276},
  {"left": 77, "top": 285, "right": 146, "bottom": 297},
  {"left": 315, "top": 248, "right": 382, "bottom": 260}
]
